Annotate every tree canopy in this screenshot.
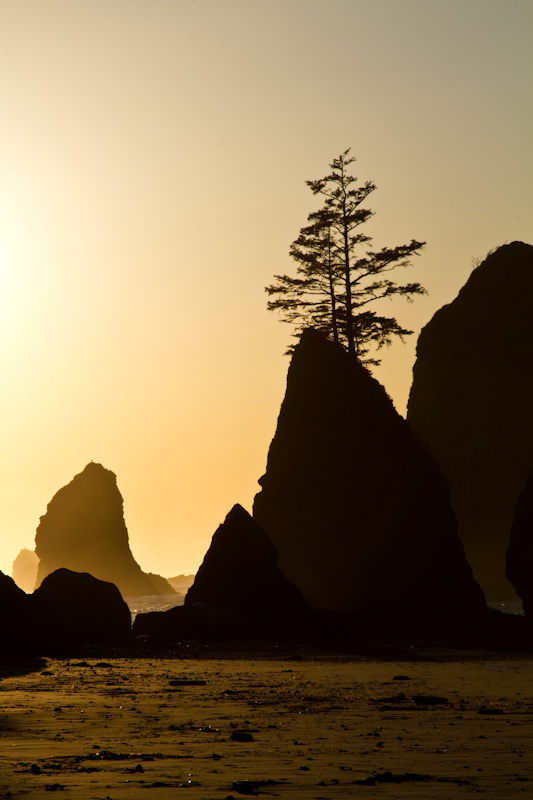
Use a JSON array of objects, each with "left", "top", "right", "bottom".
[{"left": 266, "top": 149, "right": 426, "bottom": 364}]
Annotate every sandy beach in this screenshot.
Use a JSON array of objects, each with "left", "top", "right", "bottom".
[{"left": 1, "top": 653, "right": 533, "bottom": 799}]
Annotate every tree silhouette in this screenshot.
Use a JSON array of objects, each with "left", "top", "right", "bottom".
[{"left": 266, "top": 150, "right": 426, "bottom": 364}]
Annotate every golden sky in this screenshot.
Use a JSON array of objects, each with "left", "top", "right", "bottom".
[{"left": 1, "top": 0, "right": 532, "bottom": 580}]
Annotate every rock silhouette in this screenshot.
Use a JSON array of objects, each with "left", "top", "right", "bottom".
[
  {"left": 407, "top": 242, "right": 533, "bottom": 600},
  {"left": 507, "top": 468, "right": 533, "bottom": 618},
  {"left": 253, "top": 329, "right": 485, "bottom": 623},
  {"left": 185, "top": 504, "right": 310, "bottom": 617},
  {"left": 1, "top": 567, "right": 131, "bottom": 652},
  {"left": 31, "top": 568, "right": 131, "bottom": 645},
  {"left": 35, "top": 462, "right": 174, "bottom": 597},
  {"left": 12, "top": 547, "right": 39, "bottom": 592},
  {"left": 134, "top": 505, "right": 310, "bottom": 642},
  {"left": 0, "top": 571, "right": 31, "bottom": 652}
]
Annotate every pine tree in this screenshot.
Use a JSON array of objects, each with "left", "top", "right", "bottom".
[{"left": 266, "top": 149, "right": 426, "bottom": 364}]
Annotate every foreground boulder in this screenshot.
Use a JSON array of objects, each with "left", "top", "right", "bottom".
[
  {"left": 1, "top": 568, "right": 131, "bottom": 652},
  {"left": 253, "top": 329, "right": 485, "bottom": 624},
  {"left": 0, "top": 571, "right": 31, "bottom": 652},
  {"left": 30, "top": 568, "right": 131, "bottom": 645},
  {"left": 407, "top": 242, "right": 533, "bottom": 600},
  {"left": 186, "top": 504, "right": 310, "bottom": 618},
  {"left": 35, "top": 462, "right": 174, "bottom": 597}
]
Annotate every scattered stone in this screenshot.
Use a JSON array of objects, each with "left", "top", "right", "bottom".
[
  {"left": 354, "top": 771, "right": 432, "bottom": 786},
  {"left": 412, "top": 695, "right": 449, "bottom": 706},
  {"left": 168, "top": 679, "right": 206, "bottom": 686},
  {"left": 230, "top": 731, "right": 255, "bottom": 742},
  {"left": 231, "top": 780, "right": 279, "bottom": 795}
]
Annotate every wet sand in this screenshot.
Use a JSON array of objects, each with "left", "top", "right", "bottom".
[{"left": 1, "top": 655, "right": 533, "bottom": 798}]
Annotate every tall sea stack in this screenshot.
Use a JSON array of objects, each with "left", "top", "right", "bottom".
[
  {"left": 253, "top": 329, "right": 484, "bottom": 623},
  {"left": 407, "top": 242, "right": 533, "bottom": 600},
  {"left": 35, "top": 462, "right": 174, "bottom": 597}
]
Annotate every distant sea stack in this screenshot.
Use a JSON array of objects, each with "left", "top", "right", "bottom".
[
  {"left": 407, "top": 242, "right": 533, "bottom": 600},
  {"left": 35, "top": 462, "right": 174, "bottom": 597},
  {"left": 253, "top": 329, "right": 485, "bottom": 623},
  {"left": 12, "top": 548, "right": 39, "bottom": 593}
]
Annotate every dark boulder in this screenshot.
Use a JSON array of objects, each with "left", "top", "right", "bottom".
[
  {"left": 30, "top": 568, "right": 131, "bottom": 645},
  {"left": 253, "top": 329, "right": 485, "bottom": 624},
  {"left": 0, "top": 571, "right": 31, "bottom": 653},
  {"left": 185, "top": 504, "right": 310, "bottom": 619},
  {"left": 35, "top": 462, "right": 174, "bottom": 597},
  {"left": 133, "top": 602, "right": 239, "bottom": 642},
  {"left": 407, "top": 242, "right": 533, "bottom": 600}
]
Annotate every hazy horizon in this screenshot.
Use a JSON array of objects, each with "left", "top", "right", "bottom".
[{"left": 1, "top": 0, "right": 531, "bottom": 580}]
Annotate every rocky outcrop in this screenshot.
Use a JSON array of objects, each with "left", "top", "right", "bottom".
[
  {"left": 407, "top": 242, "right": 533, "bottom": 600},
  {"left": 1, "top": 567, "right": 131, "bottom": 653},
  {"left": 507, "top": 469, "right": 533, "bottom": 617},
  {"left": 35, "top": 463, "right": 174, "bottom": 597},
  {"left": 31, "top": 568, "right": 131, "bottom": 645},
  {"left": 185, "top": 504, "right": 310, "bottom": 618},
  {"left": 12, "top": 548, "right": 39, "bottom": 592},
  {"left": 0, "top": 571, "right": 31, "bottom": 653},
  {"left": 253, "top": 329, "right": 485, "bottom": 624},
  {"left": 134, "top": 505, "right": 310, "bottom": 642}
]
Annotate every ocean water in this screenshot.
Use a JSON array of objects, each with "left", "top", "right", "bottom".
[
  {"left": 124, "top": 594, "right": 524, "bottom": 623},
  {"left": 125, "top": 592, "right": 185, "bottom": 622}
]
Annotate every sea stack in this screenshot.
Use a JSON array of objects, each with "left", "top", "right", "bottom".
[
  {"left": 507, "top": 467, "right": 533, "bottom": 618},
  {"left": 12, "top": 548, "right": 39, "bottom": 593},
  {"left": 186, "top": 504, "right": 310, "bottom": 618},
  {"left": 253, "top": 329, "right": 485, "bottom": 623},
  {"left": 35, "top": 462, "right": 174, "bottom": 597},
  {"left": 407, "top": 242, "right": 533, "bottom": 600}
]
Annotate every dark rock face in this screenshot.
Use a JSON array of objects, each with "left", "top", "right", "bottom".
[
  {"left": 12, "top": 548, "right": 39, "bottom": 593},
  {"left": 0, "top": 571, "right": 31, "bottom": 652},
  {"left": 133, "top": 602, "right": 240, "bottom": 641},
  {"left": 507, "top": 469, "right": 533, "bottom": 617},
  {"left": 407, "top": 242, "right": 533, "bottom": 600},
  {"left": 253, "top": 329, "right": 485, "bottom": 623},
  {"left": 185, "top": 504, "right": 310, "bottom": 618},
  {"left": 30, "top": 568, "right": 131, "bottom": 644},
  {"left": 35, "top": 462, "right": 174, "bottom": 597}
]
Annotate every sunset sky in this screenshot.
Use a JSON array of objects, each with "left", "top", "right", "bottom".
[{"left": 1, "top": 0, "right": 531, "bottom": 582}]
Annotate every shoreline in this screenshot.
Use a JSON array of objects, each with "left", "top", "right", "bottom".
[{"left": 1, "top": 653, "right": 532, "bottom": 798}]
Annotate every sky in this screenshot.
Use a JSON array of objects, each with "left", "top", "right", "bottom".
[{"left": 1, "top": 0, "right": 531, "bottom": 581}]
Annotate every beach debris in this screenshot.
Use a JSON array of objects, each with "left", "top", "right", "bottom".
[
  {"left": 478, "top": 705, "right": 504, "bottom": 715},
  {"left": 354, "top": 771, "right": 432, "bottom": 786},
  {"left": 231, "top": 779, "right": 280, "bottom": 795},
  {"left": 354, "top": 771, "right": 472, "bottom": 787},
  {"left": 412, "top": 695, "right": 449, "bottom": 705},
  {"left": 230, "top": 731, "right": 255, "bottom": 742}
]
